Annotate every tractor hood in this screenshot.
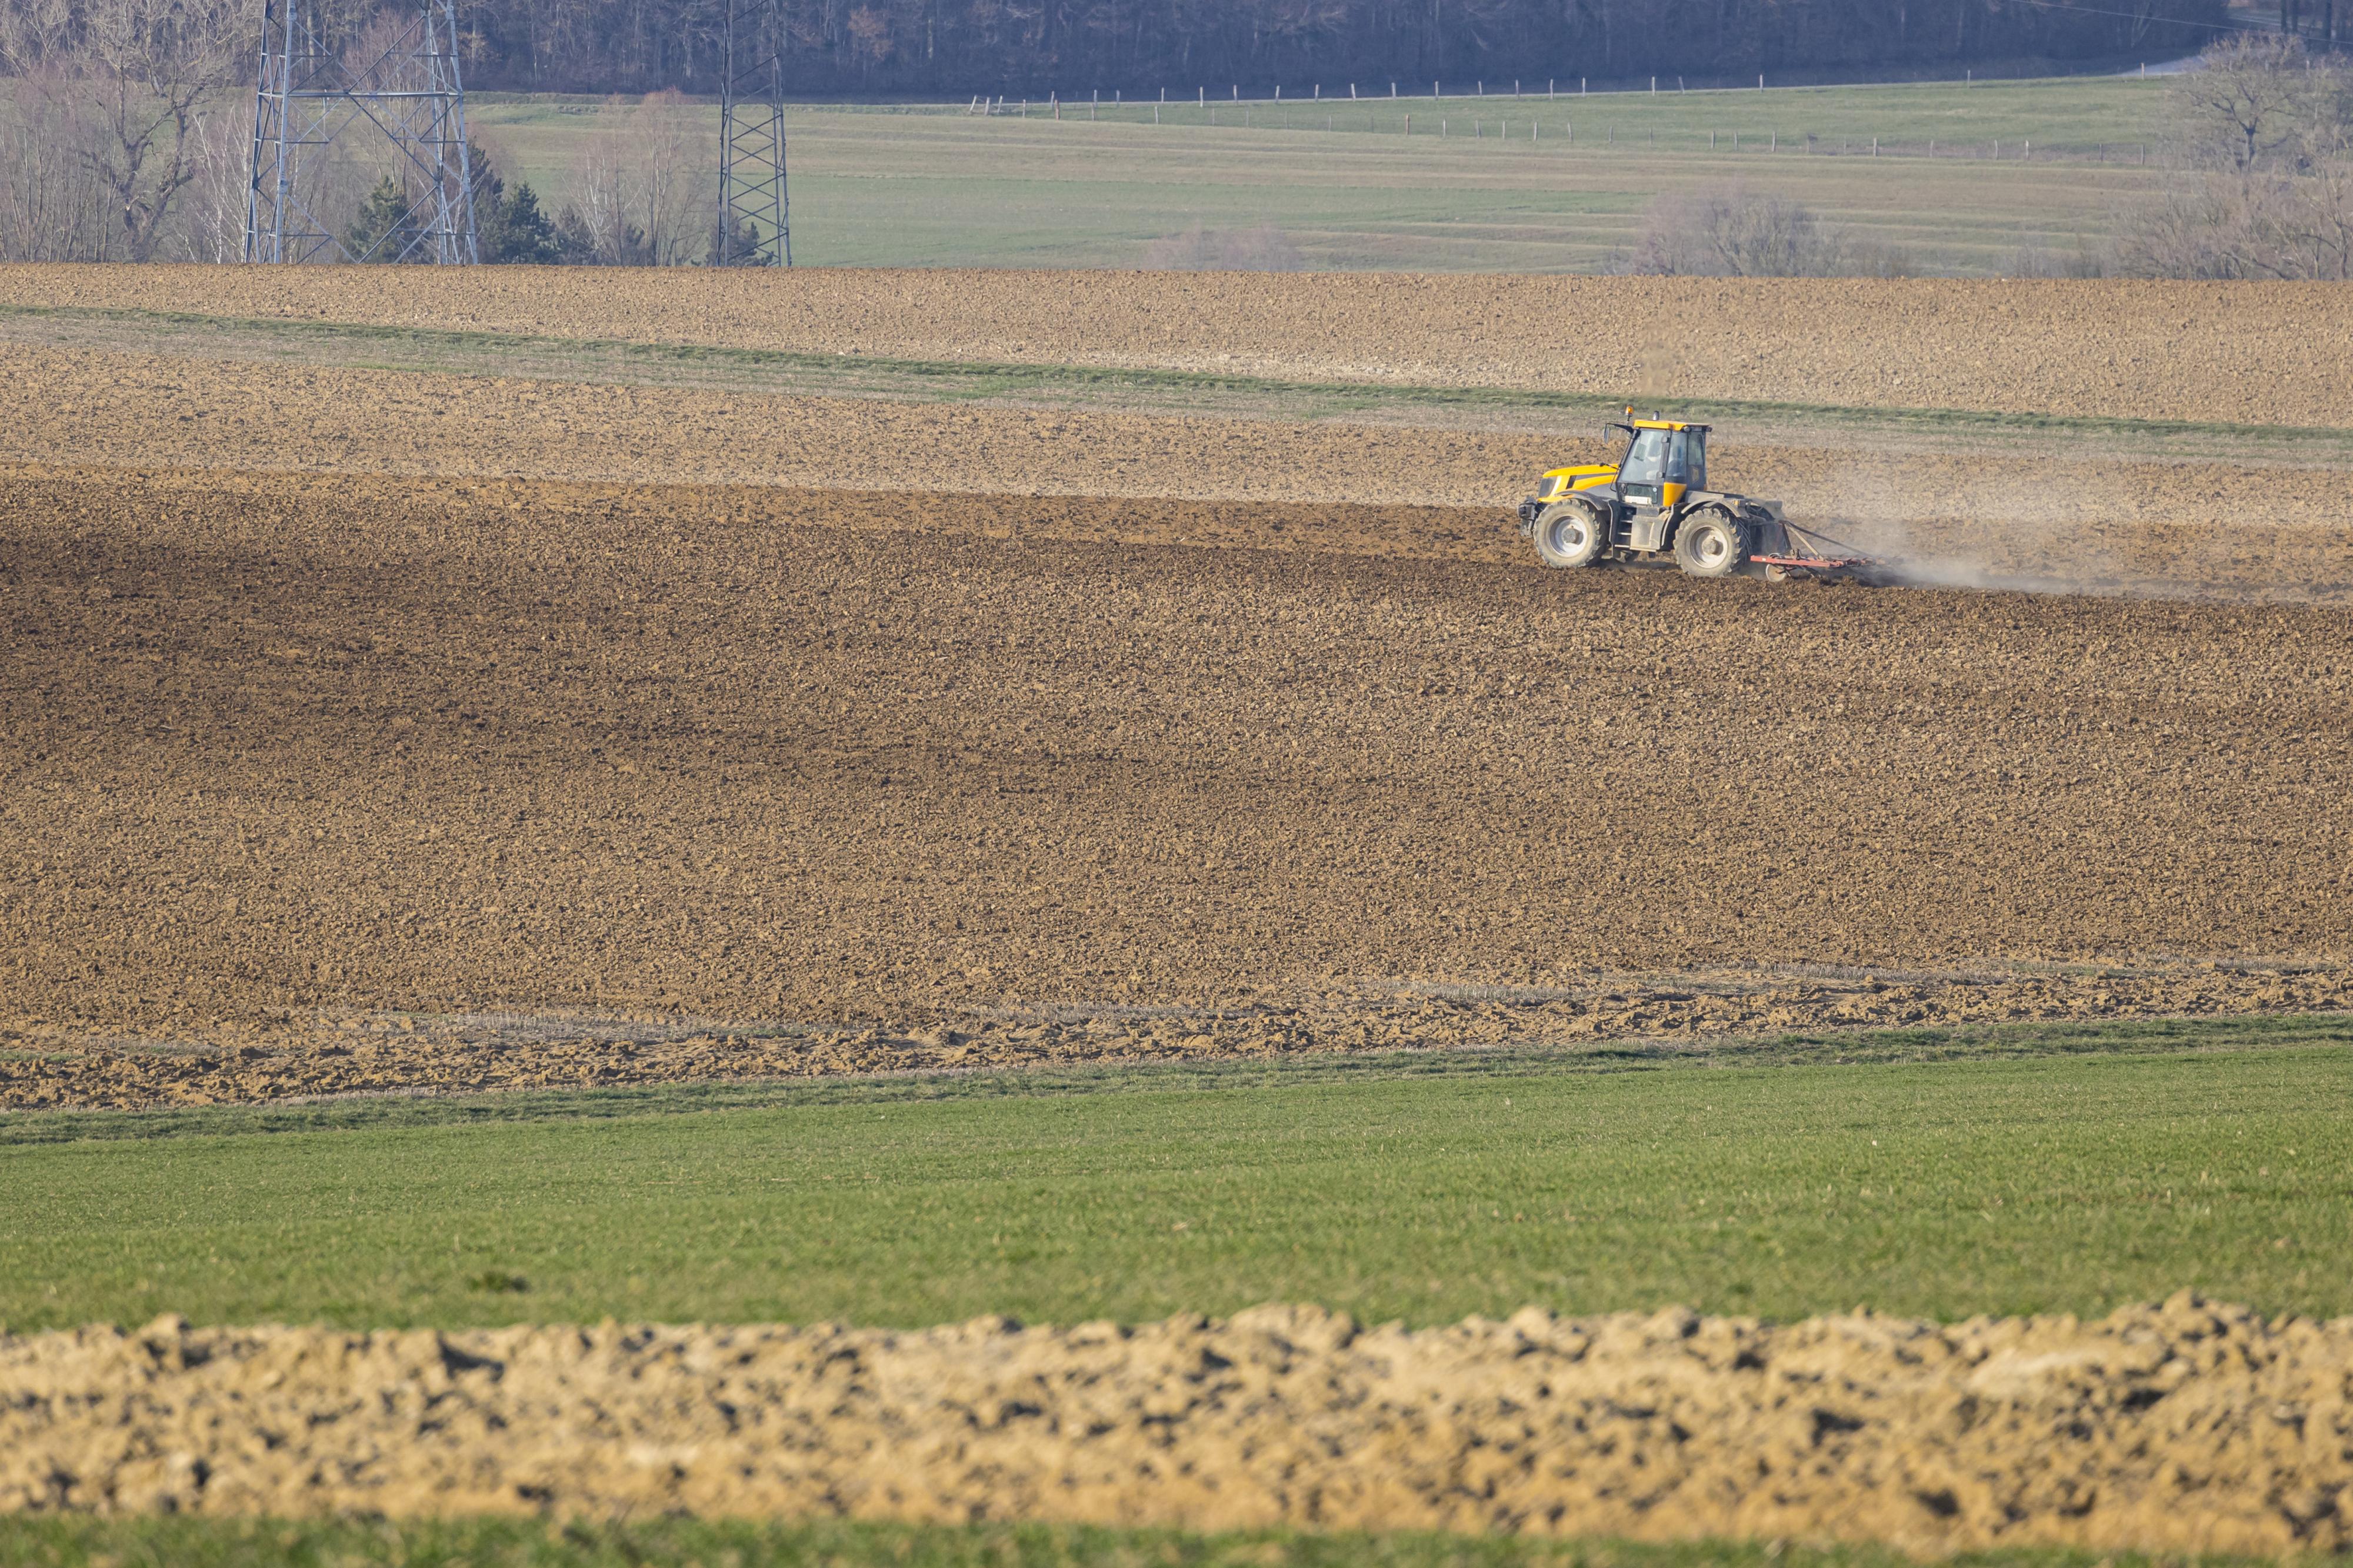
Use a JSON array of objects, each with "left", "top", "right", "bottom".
[{"left": 1534, "top": 464, "right": 1618, "bottom": 501}]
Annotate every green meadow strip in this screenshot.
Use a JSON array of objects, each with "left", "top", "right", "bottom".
[
  {"left": 5, "top": 1010, "right": 2346, "bottom": 1148},
  {"left": 0, "top": 1515, "right": 2282, "bottom": 1568},
  {"left": 4, "top": 302, "right": 2348, "bottom": 455}
]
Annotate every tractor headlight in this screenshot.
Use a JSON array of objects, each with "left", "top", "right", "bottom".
[{"left": 1537, "top": 474, "right": 1562, "bottom": 499}]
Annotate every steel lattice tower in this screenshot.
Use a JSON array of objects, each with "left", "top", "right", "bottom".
[
  {"left": 717, "top": 0, "right": 791, "bottom": 266},
  {"left": 245, "top": 0, "right": 478, "bottom": 263}
]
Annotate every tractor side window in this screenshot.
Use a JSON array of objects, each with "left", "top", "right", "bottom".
[
  {"left": 1662, "top": 430, "right": 1707, "bottom": 488},
  {"left": 1621, "top": 429, "right": 1668, "bottom": 483}
]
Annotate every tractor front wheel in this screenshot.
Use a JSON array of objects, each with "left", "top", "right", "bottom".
[
  {"left": 1533, "top": 500, "right": 1608, "bottom": 569},
  {"left": 1674, "top": 510, "right": 1745, "bottom": 579}
]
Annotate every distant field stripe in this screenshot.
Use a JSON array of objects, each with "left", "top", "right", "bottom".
[
  {"left": 8, "top": 1011, "right": 2350, "bottom": 1149},
  {"left": 3, "top": 302, "right": 2345, "bottom": 452}
]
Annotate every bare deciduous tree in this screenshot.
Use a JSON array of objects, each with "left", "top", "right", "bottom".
[
  {"left": 2169, "top": 32, "right": 2346, "bottom": 172},
  {"left": 562, "top": 88, "right": 711, "bottom": 263},
  {"left": 1141, "top": 221, "right": 1306, "bottom": 269},
  {"left": 1626, "top": 185, "right": 1911, "bottom": 278},
  {"left": 0, "top": 65, "right": 115, "bottom": 259},
  {"left": 2117, "top": 35, "right": 2353, "bottom": 280},
  {"left": 0, "top": 0, "right": 251, "bottom": 261}
]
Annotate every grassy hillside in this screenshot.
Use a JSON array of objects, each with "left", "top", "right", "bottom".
[
  {"left": 6, "top": 1016, "right": 2345, "bottom": 1333},
  {"left": 469, "top": 75, "right": 2167, "bottom": 273}
]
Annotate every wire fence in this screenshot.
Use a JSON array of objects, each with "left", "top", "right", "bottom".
[{"left": 925, "top": 95, "right": 2158, "bottom": 165}]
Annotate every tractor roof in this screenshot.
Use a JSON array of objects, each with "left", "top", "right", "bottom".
[{"left": 1630, "top": 419, "right": 1708, "bottom": 433}]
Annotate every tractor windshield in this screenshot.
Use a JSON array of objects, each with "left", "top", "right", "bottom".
[
  {"left": 1622, "top": 428, "right": 1707, "bottom": 488},
  {"left": 1620, "top": 429, "right": 1671, "bottom": 483}
]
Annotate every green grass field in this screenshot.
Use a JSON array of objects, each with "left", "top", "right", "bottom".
[
  {"left": 0, "top": 1516, "right": 2282, "bottom": 1568},
  {"left": 468, "top": 75, "right": 2169, "bottom": 272},
  {"left": 6, "top": 1016, "right": 2347, "bottom": 1335}
]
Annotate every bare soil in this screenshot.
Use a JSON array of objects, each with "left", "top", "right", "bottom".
[
  {"left": 4, "top": 343, "right": 2349, "bottom": 599},
  {"left": 7, "top": 266, "right": 2352, "bottom": 426},
  {"left": 5, "top": 465, "right": 2350, "bottom": 1109},
  {"left": 6, "top": 1297, "right": 2348, "bottom": 1555}
]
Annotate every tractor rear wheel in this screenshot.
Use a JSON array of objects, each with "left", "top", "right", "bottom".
[
  {"left": 1674, "top": 510, "right": 1745, "bottom": 579},
  {"left": 1533, "top": 500, "right": 1607, "bottom": 569}
]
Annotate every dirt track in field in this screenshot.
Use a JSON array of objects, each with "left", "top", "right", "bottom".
[
  {"left": 5, "top": 463, "right": 2351, "bottom": 1109},
  {"left": 7, "top": 1297, "right": 2349, "bottom": 1555},
  {"left": 8, "top": 265, "right": 2353, "bottom": 427}
]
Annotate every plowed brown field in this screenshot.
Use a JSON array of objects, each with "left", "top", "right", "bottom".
[
  {"left": 5, "top": 343, "right": 2349, "bottom": 599},
  {"left": 6, "top": 463, "right": 2351, "bottom": 1108},
  {"left": 8, "top": 1297, "right": 2349, "bottom": 1556},
  {"left": 9, "top": 266, "right": 2353, "bottom": 426}
]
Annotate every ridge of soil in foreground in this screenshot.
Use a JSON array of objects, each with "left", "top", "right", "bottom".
[
  {"left": 5, "top": 1297, "right": 2348, "bottom": 1556},
  {"left": 5, "top": 267, "right": 2351, "bottom": 428},
  {"left": 5, "top": 467, "right": 2351, "bottom": 1107}
]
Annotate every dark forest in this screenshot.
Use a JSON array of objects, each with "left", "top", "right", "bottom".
[{"left": 461, "top": 0, "right": 2233, "bottom": 97}]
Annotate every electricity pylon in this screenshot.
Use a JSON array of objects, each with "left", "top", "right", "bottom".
[
  {"left": 245, "top": 0, "right": 478, "bottom": 263},
  {"left": 717, "top": 0, "right": 791, "bottom": 266}
]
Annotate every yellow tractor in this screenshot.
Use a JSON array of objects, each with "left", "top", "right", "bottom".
[{"left": 1515, "top": 414, "right": 1868, "bottom": 580}]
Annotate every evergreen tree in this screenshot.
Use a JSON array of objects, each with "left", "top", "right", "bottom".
[
  {"left": 706, "top": 213, "right": 769, "bottom": 266},
  {"left": 342, "top": 175, "right": 411, "bottom": 262},
  {"left": 481, "top": 181, "right": 564, "bottom": 265}
]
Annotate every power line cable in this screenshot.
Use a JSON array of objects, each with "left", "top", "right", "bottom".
[{"left": 2008, "top": 0, "right": 2277, "bottom": 35}]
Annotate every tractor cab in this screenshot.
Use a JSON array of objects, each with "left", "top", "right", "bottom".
[
  {"left": 1613, "top": 420, "right": 1707, "bottom": 506},
  {"left": 1607, "top": 419, "right": 1708, "bottom": 551}
]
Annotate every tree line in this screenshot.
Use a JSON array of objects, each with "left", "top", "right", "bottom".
[{"left": 472, "top": 0, "right": 2230, "bottom": 98}]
